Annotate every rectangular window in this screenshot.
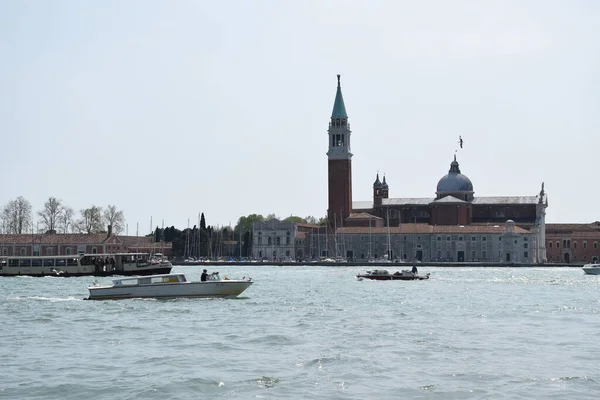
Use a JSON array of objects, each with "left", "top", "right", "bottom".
[
  {"left": 20, "top": 247, "right": 27, "bottom": 256},
  {"left": 584, "top": 242, "right": 587, "bottom": 249},
  {"left": 482, "top": 250, "right": 487, "bottom": 259},
  {"left": 472, "top": 237, "right": 476, "bottom": 241},
  {"left": 524, "top": 243, "right": 528, "bottom": 249},
  {"left": 43, "top": 259, "right": 55, "bottom": 267},
  {"left": 595, "top": 242, "right": 598, "bottom": 249},
  {"left": 1, "top": 248, "right": 7, "bottom": 256},
  {"left": 472, "top": 250, "right": 476, "bottom": 259},
  {"left": 524, "top": 251, "right": 528, "bottom": 258},
  {"left": 46, "top": 248, "right": 53, "bottom": 256},
  {"left": 482, "top": 237, "right": 487, "bottom": 241},
  {"left": 65, "top": 248, "right": 71, "bottom": 255}
]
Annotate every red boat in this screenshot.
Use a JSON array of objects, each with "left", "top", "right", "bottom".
[{"left": 356, "top": 269, "right": 430, "bottom": 281}]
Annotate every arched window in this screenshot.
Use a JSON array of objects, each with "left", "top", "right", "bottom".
[
  {"left": 548, "top": 242, "right": 552, "bottom": 248},
  {"left": 574, "top": 241, "right": 577, "bottom": 249},
  {"left": 20, "top": 247, "right": 26, "bottom": 256},
  {"left": 563, "top": 240, "right": 566, "bottom": 248}
]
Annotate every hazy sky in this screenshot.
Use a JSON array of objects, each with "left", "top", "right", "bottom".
[{"left": 1, "top": 0, "right": 598, "bottom": 233}]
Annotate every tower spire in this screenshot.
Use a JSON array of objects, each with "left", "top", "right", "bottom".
[{"left": 331, "top": 74, "right": 347, "bottom": 118}]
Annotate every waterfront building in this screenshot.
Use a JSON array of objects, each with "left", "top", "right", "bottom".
[
  {"left": 0, "top": 225, "right": 172, "bottom": 258},
  {"left": 545, "top": 222, "right": 600, "bottom": 264},
  {"left": 252, "top": 220, "right": 318, "bottom": 261},
  {"left": 316, "top": 75, "right": 548, "bottom": 263}
]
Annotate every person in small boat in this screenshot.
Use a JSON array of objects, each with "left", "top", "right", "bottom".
[
  {"left": 201, "top": 269, "right": 209, "bottom": 282},
  {"left": 411, "top": 265, "right": 418, "bottom": 274}
]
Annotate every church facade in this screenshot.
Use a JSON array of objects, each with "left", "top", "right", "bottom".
[{"left": 316, "top": 75, "right": 548, "bottom": 263}]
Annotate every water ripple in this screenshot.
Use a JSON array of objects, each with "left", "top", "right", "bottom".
[{"left": 2, "top": 266, "right": 600, "bottom": 399}]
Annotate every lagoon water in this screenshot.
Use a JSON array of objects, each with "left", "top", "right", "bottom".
[{"left": 1, "top": 265, "right": 600, "bottom": 399}]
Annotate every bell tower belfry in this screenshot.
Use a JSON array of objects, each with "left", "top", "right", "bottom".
[{"left": 327, "top": 74, "right": 353, "bottom": 230}]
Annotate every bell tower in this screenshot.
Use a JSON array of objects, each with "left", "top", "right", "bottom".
[{"left": 327, "top": 74, "right": 353, "bottom": 230}]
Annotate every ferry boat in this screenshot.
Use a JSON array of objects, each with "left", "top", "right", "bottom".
[
  {"left": 86, "top": 272, "right": 253, "bottom": 300},
  {"left": 0, "top": 253, "right": 172, "bottom": 277}
]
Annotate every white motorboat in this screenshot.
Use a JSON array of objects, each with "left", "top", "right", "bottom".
[
  {"left": 582, "top": 263, "right": 600, "bottom": 275},
  {"left": 86, "top": 272, "right": 253, "bottom": 300}
]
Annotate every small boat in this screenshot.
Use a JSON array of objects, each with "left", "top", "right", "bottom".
[
  {"left": 86, "top": 272, "right": 253, "bottom": 300},
  {"left": 582, "top": 263, "right": 600, "bottom": 275},
  {"left": 356, "top": 269, "right": 430, "bottom": 281}
]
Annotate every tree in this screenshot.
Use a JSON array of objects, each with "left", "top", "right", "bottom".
[
  {"left": 76, "top": 206, "right": 105, "bottom": 234},
  {"left": 59, "top": 206, "right": 74, "bottom": 233},
  {"left": 317, "top": 216, "right": 328, "bottom": 226},
  {"left": 200, "top": 213, "right": 206, "bottom": 231},
  {"left": 37, "top": 197, "right": 64, "bottom": 233},
  {"left": 283, "top": 215, "right": 307, "bottom": 224},
  {"left": 103, "top": 205, "right": 125, "bottom": 234},
  {"left": 1, "top": 196, "right": 32, "bottom": 234},
  {"left": 265, "top": 213, "right": 278, "bottom": 221}
]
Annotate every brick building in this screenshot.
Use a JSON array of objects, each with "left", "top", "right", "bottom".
[
  {"left": 545, "top": 222, "right": 600, "bottom": 264},
  {"left": 0, "top": 227, "right": 173, "bottom": 258}
]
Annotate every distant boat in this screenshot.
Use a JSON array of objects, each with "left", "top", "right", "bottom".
[
  {"left": 582, "top": 263, "right": 600, "bottom": 275},
  {"left": 86, "top": 272, "right": 253, "bottom": 300},
  {"left": 356, "top": 269, "right": 430, "bottom": 281}
]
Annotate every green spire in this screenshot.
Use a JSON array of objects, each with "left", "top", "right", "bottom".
[{"left": 331, "top": 74, "right": 348, "bottom": 118}]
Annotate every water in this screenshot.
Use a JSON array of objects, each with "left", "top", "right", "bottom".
[{"left": 1, "top": 265, "right": 599, "bottom": 399}]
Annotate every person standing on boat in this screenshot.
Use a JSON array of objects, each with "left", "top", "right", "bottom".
[
  {"left": 411, "top": 265, "right": 418, "bottom": 275},
  {"left": 201, "top": 269, "right": 209, "bottom": 282}
]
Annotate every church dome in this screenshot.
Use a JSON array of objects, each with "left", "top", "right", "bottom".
[{"left": 436, "top": 156, "right": 473, "bottom": 193}]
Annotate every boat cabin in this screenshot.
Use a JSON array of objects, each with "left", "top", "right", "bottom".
[{"left": 112, "top": 274, "right": 187, "bottom": 286}]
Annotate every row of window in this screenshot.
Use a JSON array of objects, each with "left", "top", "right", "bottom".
[
  {"left": 548, "top": 241, "right": 598, "bottom": 249},
  {"left": 256, "top": 237, "right": 292, "bottom": 245},
  {"left": 6, "top": 258, "right": 79, "bottom": 268}
]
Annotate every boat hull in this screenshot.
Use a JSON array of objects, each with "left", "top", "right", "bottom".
[
  {"left": 0, "top": 266, "right": 172, "bottom": 277},
  {"left": 356, "top": 274, "right": 429, "bottom": 281},
  {"left": 582, "top": 267, "right": 600, "bottom": 275},
  {"left": 87, "top": 280, "right": 253, "bottom": 300}
]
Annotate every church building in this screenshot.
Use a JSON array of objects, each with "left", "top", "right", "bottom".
[{"left": 317, "top": 75, "right": 548, "bottom": 263}]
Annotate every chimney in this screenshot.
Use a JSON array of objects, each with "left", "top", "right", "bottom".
[{"left": 107, "top": 224, "right": 113, "bottom": 237}]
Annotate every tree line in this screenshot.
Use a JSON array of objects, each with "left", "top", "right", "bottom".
[
  {"left": 1, "top": 196, "right": 326, "bottom": 258},
  {"left": 152, "top": 213, "right": 326, "bottom": 258},
  {"left": 0, "top": 196, "right": 125, "bottom": 235}
]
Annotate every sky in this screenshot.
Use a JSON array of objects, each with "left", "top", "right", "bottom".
[{"left": 1, "top": 0, "right": 599, "bottom": 233}]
